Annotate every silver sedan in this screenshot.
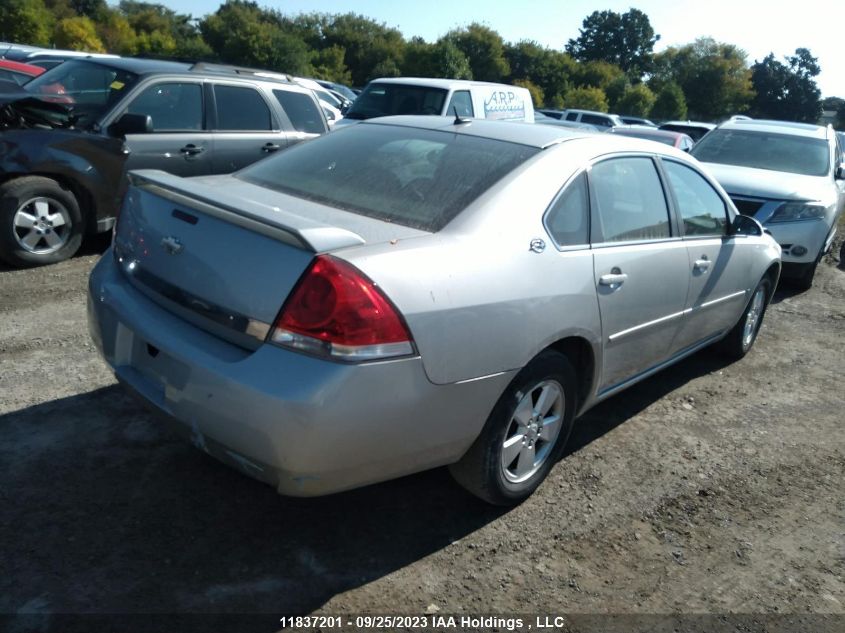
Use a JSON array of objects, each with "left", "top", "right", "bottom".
[{"left": 88, "top": 116, "right": 781, "bottom": 504}]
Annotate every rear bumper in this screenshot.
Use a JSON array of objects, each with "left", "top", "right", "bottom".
[{"left": 88, "top": 249, "right": 513, "bottom": 496}]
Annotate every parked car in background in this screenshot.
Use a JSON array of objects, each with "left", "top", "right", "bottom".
[
  {"left": 559, "top": 109, "right": 623, "bottom": 129},
  {"left": 618, "top": 115, "right": 656, "bottom": 127},
  {"left": 533, "top": 113, "right": 600, "bottom": 132},
  {"left": 691, "top": 119, "right": 844, "bottom": 288},
  {"left": 0, "top": 42, "right": 119, "bottom": 70},
  {"left": 337, "top": 78, "right": 535, "bottom": 126},
  {"left": 0, "top": 57, "right": 328, "bottom": 267},
  {"left": 659, "top": 120, "right": 715, "bottom": 142},
  {"left": 610, "top": 126, "right": 694, "bottom": 151},
  {"left": 0, "top": 59, "right": 44, "bottom": 85},
  {"left": 315, "top": 79, "right": 357, "bottom": 103},
  {"left": 88, "top": 116, "right": 780, "bottom": 505},
  {"left": 537, "top": 109, "right": 565, "bottom": 119}
]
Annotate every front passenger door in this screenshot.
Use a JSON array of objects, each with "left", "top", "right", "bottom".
[{"left": 122, "top": 81, "right": 211, "bottom": 177}]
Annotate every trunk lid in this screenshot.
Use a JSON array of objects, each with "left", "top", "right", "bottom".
[{"left": 114, "top": 170, "right": 426, "bottom": 349}]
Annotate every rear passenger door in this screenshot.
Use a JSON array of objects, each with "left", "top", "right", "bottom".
[
  {"left": 209, "top": 83, "right": 287, "bottom": 174},
  {"left": 122, "top": 80, "right": 212, "bottom": 177},
  {"left": 589, "top": 156, "right": 690, "bottom": 393}
]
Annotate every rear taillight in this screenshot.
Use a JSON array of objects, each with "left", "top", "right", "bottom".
[{"left": 268, "top": 255, "right": 415, "bottom": 361}]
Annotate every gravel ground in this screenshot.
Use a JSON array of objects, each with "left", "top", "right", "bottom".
[{"left": 1, "top": 231, "right": 843, "bottom": 633}]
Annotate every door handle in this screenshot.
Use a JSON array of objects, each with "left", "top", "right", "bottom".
[
  {"left": 262, "top": 143, "right": 281, "bottom": 153},
  {"left": 599, "top": 272, "right": 628, "bottom": 286},
  {"left": 179, "top": 144, "right": 205, "bottom": 156},
  {"left": 694, "top": 257, "right": 711, "bottom": 272}
]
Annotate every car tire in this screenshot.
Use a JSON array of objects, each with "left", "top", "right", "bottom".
[
  {"left": 449, "top": 350, "right": 577, "bottom": 505},
  {"left": 717, "top": 277, "right": 772, "bottom": 360},
  {"left": 790, "top": 259, "right": 818, "bottom": 291},
  {"left": 0, "top": 176, "right": 84, "bottom": 268}
]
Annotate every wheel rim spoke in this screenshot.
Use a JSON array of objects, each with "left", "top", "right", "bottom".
[
  {"left": 48, "top": 212, "right": 67, "bottom": 228},
  {"left": 20, "top": 230, "right": 42, "bottom": 250},
  {"left": 14, "top": 212, "right": 37, "bottom": 229},
  {"left": 514, "top": 444, "right": 536, "bottom": 477},
  {"left": 33, "top": 200, "right": 50, "bottom": 219},
  {"left": 43, "top": 230, "right": 62, "bottom": 249},
  {"left": 513, "top": 395, "right": 533, "bottom": 426},
  {"left": 501, "top": 434, "right": 525, "bottom": 467},
  {"left": 539, "top": 414, "right": 561, "bottom": 441}
]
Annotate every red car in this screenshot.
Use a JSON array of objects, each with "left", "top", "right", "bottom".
[{"left": 0, "top": 59, "right": 44, "bottom": 86}]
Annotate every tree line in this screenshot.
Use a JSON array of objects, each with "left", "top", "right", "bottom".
[{"left": 1, "top": 0, "right": 838, "bottom": 126}]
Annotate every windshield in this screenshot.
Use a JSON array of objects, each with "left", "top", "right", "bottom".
[
  {"left": 238, "top": 123, "right": 539, "bottom": 231},
  {"left": 691, "top": 129, "right": 830, "bottom": 177},
  {"left": 344, "top": 83, "right": 448, "bottom": 120},
  {"left": 24, "top": 60, "right": 138, "bottom": 128}
]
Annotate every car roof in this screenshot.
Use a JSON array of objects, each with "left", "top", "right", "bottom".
[
  {"left": 716, "top": 118, "right": 829, "bottom": 139},
  {"left": 611, "top": 128, "right": 689, "bottom": 140},
  {"left": 366, "top": 77, "right": 523, "bottom": 90},
  {"left": 660, "top": 120, "right": 715, "bottom": 129}
]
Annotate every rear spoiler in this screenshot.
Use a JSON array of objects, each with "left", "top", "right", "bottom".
[{"left": 128, "top": 170, "right": 366, "bottom": 253}]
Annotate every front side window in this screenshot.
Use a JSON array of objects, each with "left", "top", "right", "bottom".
[
  {"left": 691, "top": 129, "right": 830, "bottom": 177},
  {"left": 273, "top": 89, "right": 324, "bottom": 134},
  {"left": 664, "top": 161, "right": 727, "bottom": 237},
  {"left": 545, "top": 173, "right": 589, "bottom": 247},
  {"left": 446, "top": 90, "right": 474, "bottom": 117},
  {"left": 127, "top": 82, "right": 202, "bottom": 131},
  {"left": 238, "top": 124, "right": 539, "bottom": 232},
  {"left": 214, "top": 85, "right": 272, "bottom": 131},
  {"left": 591, "top": 157, "right": 671, "bottom": 242},
  {"left": 344, "top": 83, "right": 448, "bottom": 120}
]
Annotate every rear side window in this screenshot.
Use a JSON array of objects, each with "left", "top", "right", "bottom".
[
  {"left": 663, "top": 161, "right": 727, "bottom": 236},
  {"left": 214, "top": 85, "right": 272, "bottom": 131},
  {"left": 127, "top": 82, "right": 203, "bottom": 131},
  {"left": 545, "top": 173, "right": 589, "bottom": 247},
  {"left": 238, "top": 124, "right": 539, "bottom": 231},
  {"left": 582, "top": 114, "right": 610, "bottom": 127},
  {"left": 565, "top": 112, "right": 578, "bottom": 121},
  {"left": 273, "top": 89, "right": 324, "bottom": 134},
  {"left": 447, "top": 90, "right": 474, "bottom": 117},
  {"left": 591, "top": 157, "right": 671, "bottom": 242}
]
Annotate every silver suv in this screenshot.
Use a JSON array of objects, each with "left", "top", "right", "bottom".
[{"left": 691, "top": 119, "right": 845, "bottom": 288}]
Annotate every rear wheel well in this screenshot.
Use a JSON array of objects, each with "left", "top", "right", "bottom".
[
  {"left": 548, "top": 336, "right": 595, "bottom": 411},
  {"left": 0, "top": 172, "right": 97, "bottom": 234}
]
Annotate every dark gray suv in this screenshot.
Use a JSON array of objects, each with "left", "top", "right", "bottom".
[{"left": 0, "top": 57, "right": 328, "bottom": 267}]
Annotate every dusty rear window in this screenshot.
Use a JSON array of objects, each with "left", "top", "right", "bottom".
[{"left": 237, "top": 123, "right": 539, "bottom": 231}]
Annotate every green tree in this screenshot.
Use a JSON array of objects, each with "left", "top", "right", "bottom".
[
  {"left": 0, "top": 0, "right": 54, "bottom": 46},
  {"left": 53, "top": 15, "right": 105, "bottom": 51},
  {"left": 604, "top": 75, "right": 629, "bottom": 110},
  {"left": 320, "top": 13, "right": 405, "bottom": 85},
  {"left": 574, "top": 60, "right": 625, "bottom": 91},
  {"left": 69, "top": 0, "right": 107, "bottom": 19},
  {"left": 650, "top": 81, "right": 688, "bottom": 121},
  {"left": 311, "top": 45, "right": 353, "bottom": 85},
  {"left": 445, "top": 23, "right": 509, "bottom": 82},
  {"left": 505, "top": 40, "right": 576, "bottom": 107},
  {"left": 566, "top": 8, "right": 659, "bottom": 78},
  {"left": 564, "top": 86, "right": 609, "bottom": 112},
  {"left": 513, "top": 78, "right": 543, "bottom": 107},
  {"left": 615, "top": 83, "right": 656, "bottom": 117},
  {"left": 403, "top": 38, "right": 472, "bottom": 79},
  {"left": 200, "top": 0, "right": 310, "bottom": 73},
  {"left": 750, "top": 48, "right": 821, "bottom": 123},
  {"left": 653, "top": 38, "right": 753, "bottom": 120},
  {"left": 96, "top": 9, "right": 138, "bottom": 55}
]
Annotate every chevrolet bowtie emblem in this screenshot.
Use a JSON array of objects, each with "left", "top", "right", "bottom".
[{"left": 161, "top": 236, "right": 184, "bottom": 255}]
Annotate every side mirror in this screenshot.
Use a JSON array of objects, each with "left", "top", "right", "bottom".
[
  {"left": 835, "top": 163, "right": 845, "bottom": 180},
  {"left": 108, "top": 112, "right": 152, "bottom": 138},
  {"left": 730, "top": 213, "right": 763, "bottom": 236},
  {"left": 340, "top": 103, "right": 350, "bottom": 115}
]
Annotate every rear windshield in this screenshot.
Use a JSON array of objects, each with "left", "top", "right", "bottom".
[
  {"left": 237, "top": 123, "right": 539, "bottom": 231},
  {"left": 691, "top": 129, "right": 830, "bottom": 177},
  {"left": 344, "top": 83, "right": 448, "bottom": 120}
]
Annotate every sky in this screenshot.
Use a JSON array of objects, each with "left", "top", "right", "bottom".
[{"left": 155, "top": 0, "right": 845, "bottom": 99}]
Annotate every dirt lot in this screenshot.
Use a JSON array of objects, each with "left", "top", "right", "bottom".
[{"left": 1, "top": 231, "right": 843, "bottom": 633}]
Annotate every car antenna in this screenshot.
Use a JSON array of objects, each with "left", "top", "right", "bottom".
[{"left": 453, "top": 106, "right": 471, "bottom": 125}]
